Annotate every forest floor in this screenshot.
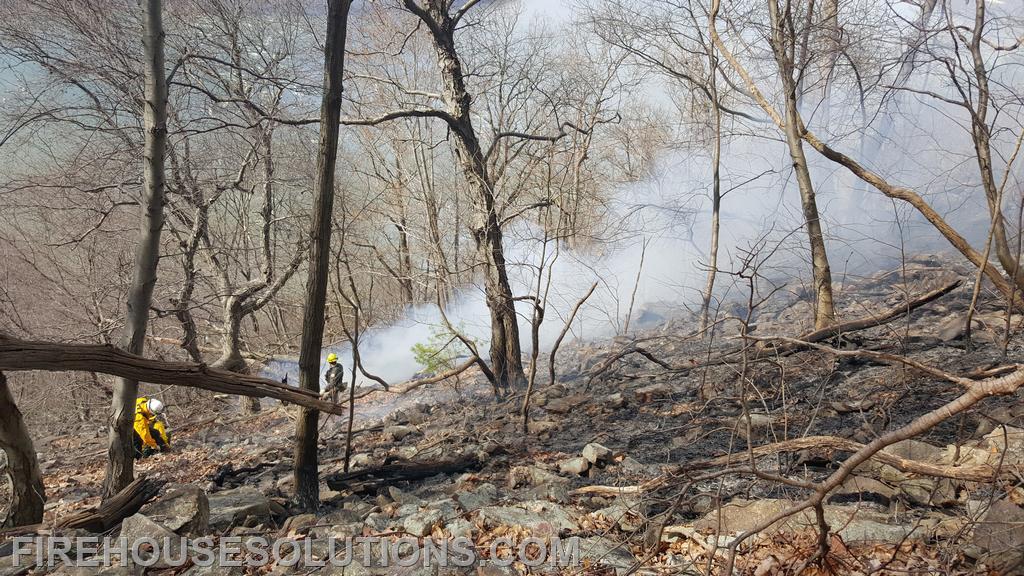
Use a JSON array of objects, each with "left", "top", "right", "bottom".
[{"left": 4, "top": 253, "right": 1024, "bottom": 575}]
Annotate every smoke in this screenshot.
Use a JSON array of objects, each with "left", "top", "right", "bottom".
[{"left": 263, "top": 0, "right": 1022, "bottom": 390}]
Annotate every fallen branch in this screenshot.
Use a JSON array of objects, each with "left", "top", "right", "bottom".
[
  {"left": 392, "top": 356, "right": 479, "bottom": 394},
  {"left": 324, "top": 452, "right": 487, "bottom": 493},
  {"left": 56, "top": 476, "right": 165, "bottom": 532},
  {"left": 722, "top": 362, "right": 1024, "bottom": 572},
  {"left": 688, "top": 435, "right": 1010, "bottom": 482},
  {"left": 585, "top": 280, "right": 963, "bottom": 386},
  {"left": 0, "top": 335, "right": 348, "bottom": 415},
  {"left": 793, "top": 279, "right": 962, "bottom": 344},
  {"left": 585, "top": 346, "right": 674, "bottom": 389}
]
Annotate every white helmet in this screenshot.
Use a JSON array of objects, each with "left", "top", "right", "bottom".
[{"left": 147, "top": 398, "right": 165, "bottom": 415}]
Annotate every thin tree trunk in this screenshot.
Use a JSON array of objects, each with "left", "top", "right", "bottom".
[
  {"left": 700, "top": 16, "right": 723, "bottom": 333},
  {"left": 103, "top": 0, "right": 167, "bottom": 499},
  {"left": 294, "top": 0, "right": 352, "bottom": 512},
  {"left": 0, "top": 372, "right": 44, "bottom": 527},
  {"left": 623, "top": 238, "right": 648, "bottom": 335},
  {"left": 769, "top": 0, "right": 835, "bottom": 328}
]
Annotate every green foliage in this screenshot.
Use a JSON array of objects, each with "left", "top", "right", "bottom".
[{"left": 411, "top": 325, "right": 469, "bottom": 374}]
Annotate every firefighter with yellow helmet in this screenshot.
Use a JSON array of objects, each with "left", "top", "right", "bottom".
[
  {"left": 134, "top": 397, "right": 171, "bottom": 458},
  {"left": 322, "top": 353, "right": 346, "bottom": 403}
]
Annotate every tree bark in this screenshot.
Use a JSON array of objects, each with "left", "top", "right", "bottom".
[
  {"left": 769, "top": 0, "right": 835, "bottom": 329},
  {"left": 405, "top": 0, "right": 526, "bottom": 391},
  {"left": 294, "top": 0, "right": 352, "bottom": 512},
  {"left": 0, "top": 335, "right": 350, "bottom": 414},
  {"left": 0, "top": 372, "right": 44, "bottom": 528},
  {"left": 103, "top": 0, "right": 168, "bottom": 499}
]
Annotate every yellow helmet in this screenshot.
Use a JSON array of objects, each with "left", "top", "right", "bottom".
[{"left": 326, "top": 353, "right": 338, "bottom": 364}]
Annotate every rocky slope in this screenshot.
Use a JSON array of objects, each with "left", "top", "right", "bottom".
[{"left": 3, "top": 253, "right": 1024, "bottom": 575}]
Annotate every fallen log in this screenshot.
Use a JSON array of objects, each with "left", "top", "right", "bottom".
[
  {"left": 0, "top": 335, "right": 347, "bottom": 415},
  {"left": 684, "top": 435, "right": 1010, "bottom": 482},
  {"left": 324, "top": 452, "right": 486, "bottom": 493},
  {"left": 56, "top": 476, "right": 165, "bottom": 532},
  {"left": 792, "top": 278, "right": 963, "bottom": 345}
]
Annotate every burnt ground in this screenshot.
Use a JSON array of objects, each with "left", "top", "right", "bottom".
[{"left": 6, "top": 252, "right": 1024, "bottom": 574}]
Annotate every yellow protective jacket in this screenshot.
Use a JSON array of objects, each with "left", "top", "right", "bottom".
[{"left": 134, "top": 397, "right": 170, "bottom": 449}]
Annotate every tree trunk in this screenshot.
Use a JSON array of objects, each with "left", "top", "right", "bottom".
[
  {"left": 770, "top": 0, "right": 835, "bottom": 329},
  {"left": 396, "top": 213, "right": 415, "bottom": 305},
  {"left": 409, "top": 0, "right": 526, "bottom": 390},
  {"left": 294, "top": 0, "right": 352, "bottom": 512},
  {"left": 699, "top": 10, "right": 722, "bottom": 334},
  {"left": 103, "top": 0, "right": 167, "bottom": 499},
  {"left": 214, "top": 298, "right": 259, "bottom": 414},
  {"left": 479, "top": 221, "right": 526, "bottom": 391},
  {"left": 0, "top": 372, "right": 44, "bottom": 528}
]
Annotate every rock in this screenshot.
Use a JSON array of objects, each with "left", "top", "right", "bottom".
[
  {"left": 181, "top": 559, "right": 245, "bottom": 576},
  {"left": 544, "top": 394, "right": 588, "bottom": 414},
  {"left": 694, "top": 499, "right": 920, "bottom": 543},
  {"left": 384, "top": 425, "right": 419, "bottom": 442},
  {"left": 604, "top": 393, "right": 627, "bottom": 409},
  {"left": 510, "top": 465, "right": 568, "bottom": 487},
  {"left": 969, "top": 499, "right": 1024, "bottom": 571},
  {"left": 364, "top": 512, "right": 391, "bottom": 533},
  {"left": 577, "top": 536, "right": 637, "bottom": 576},
  {"left": 280, "top": 513, "right": 316, "bottom": 535},
  {"left": 595, "top": 498, "right": 647, "bottom": 532},
  {"left": 388, "top": 486, "right": 423, "bottom": 506},
  {"left": 444, "top": 518, "right": 474, "bottom": 539},
  {"left": 898, "top": 478, "right": 957, "bottom": 507},
  {"left": 53, "top": 567, "right": 141, "bottom": 576},
  {"left": 119, "top": 513, "right": 185, "bottom": 570},
  {"left": 582, "top": 443, "right": 613, "bottom": 464},
  {"left": 558, "top": 457, "right": 590, "bottom": 476},
  {"left": 616, "top": 456, "right": 648, "bottom": 475},
  {"left": 477, "top": 501, "right": 578, "bottom": 536},
  {"left": 207, "top": 486, "right": 272, "bottom": 531},
  {"left": 882, "top": 439, "right": 945, "bottom": 462},
  {"left": 529, "top": 420, "right": 560, "bottom": 435},
  {"left": 828, "top": 476, "right": 895, "bottom": 505},
  {"left": 139, "top": 483, "right": 209, "bottom": 536},
  {"left": 403, "top": 508, "right": 442, "bottom": 537},
  {"left": 634, "top": 382, "right": 672, "bottom": 403},
  {"left": 454, "top": 483, "right": 498, "bottom": 512}
]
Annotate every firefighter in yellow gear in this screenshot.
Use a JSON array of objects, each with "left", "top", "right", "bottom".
[{"left": 134, "top": 397, "right": 171, "bottom": 459}]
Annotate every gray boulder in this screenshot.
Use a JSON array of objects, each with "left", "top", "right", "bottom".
[
  {"left": 384, "top": 425, "right": 419, "bottom": 442},
  {"left": 577, "top": 537, "right": 637, "bottom": 576},
  {"left": 969, "top": 499, "right": 1024, "bottom": 572},
  {"left": 582, "top": 443, "right": 613, "bottom": 465},
  {"left": 454, "top": 483, "right": 498, "bottom": 512},
  {"left": 477, "top": 501, "right": 578, "bottom": 536},
  {"left": 402, "top": 508, "right": 443, "bottom": 537},
  {"left": 207, "top": 486, "right": 272, "bottom": 531},
  {"left": 558, "top": 457, "right": 590, "bottom": 476},
  {"left": 139, "top": 483, "right": 209, "bottom": 536},
  {"left": 119, "top": 513, "right": 185, "bottom": 570}
]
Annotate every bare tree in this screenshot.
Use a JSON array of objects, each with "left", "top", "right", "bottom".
[
  {"left": 102, "top": 0, "right": 168, "bottom": 499},
  {"left": 294, "top": 0, "right": 353, "bottom": 512}
]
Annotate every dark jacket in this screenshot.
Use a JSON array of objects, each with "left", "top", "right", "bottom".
[{"left": 324, "top": 364, "right": 346, "bottom": 399}]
